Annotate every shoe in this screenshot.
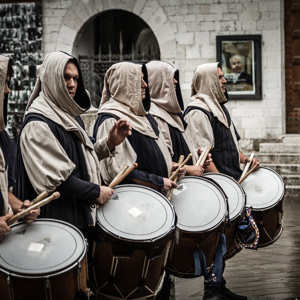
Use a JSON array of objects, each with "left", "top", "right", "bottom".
[
  {"left": 222, "top": 287, "right": 247, "bottom": 300},
  {"left": 203, "top": 282, "right": 230, "bottom": 300}
]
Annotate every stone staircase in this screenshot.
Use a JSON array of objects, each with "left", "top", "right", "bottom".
[{"left": 254, "top": 135, "right": 300, "bottom": 199}]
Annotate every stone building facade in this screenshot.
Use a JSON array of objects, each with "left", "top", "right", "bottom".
[{"left": 42, "top": 0, "right": 284, "bottom": 150}]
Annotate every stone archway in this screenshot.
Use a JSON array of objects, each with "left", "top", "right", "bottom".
[{"left": 54, "top": 0, "right": 176, "bottom": 60}]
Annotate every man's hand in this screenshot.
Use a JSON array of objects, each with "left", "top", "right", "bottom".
[
  {"left": 106, "top": 119, "right": 132, "bottom": 150},
  {"left": 161, "top": 178, "right": 177, "bottom": 195},
  {"left": 171, "top": 163, "right": 186, "bottom": 180},
  {"left": 20, "top": 200, "right": 40, "bottom": 224},
  {"left": 185, "top": 165, "right": 204, "bottom": 176},
  {"left": 0, "top": 213, "right": 13, "bottom": 242},
  {"left": 245, "top": 156, "right": 260, "bottom": 169},
  {"left": 96, "top": 186, "right": 114, "bottom": 205}
]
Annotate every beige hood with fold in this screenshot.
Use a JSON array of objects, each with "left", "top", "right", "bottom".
[{"left": 188, "top": 62, "right": 229, "bottom": 128}]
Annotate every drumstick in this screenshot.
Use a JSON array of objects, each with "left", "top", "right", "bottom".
[
  {"left": 168, "top": 155, "right": 184, "bottom": 200},
  {"left": 109, "top": 163, "right": 138, "bottom": 188},
  {"left": 238, "top": 162, "right": 260, "bottom": 184},
  {"left": 239, "top": 152, "right": 255, "bottom": 181},
  {"left": 7, "top": 192, "right": 60, "bottom": 226},
  {"left": 28, "top": 191, "right": 49, "bottom": 207},
  {"left": 195, "top": 146, "right": 211, "bottom": 166},
  {"left": 169, "top": 153, "right": 192, "bottom": 181},
  {"left": 108, "top": 164, "right": 129, "bottom": 189}
]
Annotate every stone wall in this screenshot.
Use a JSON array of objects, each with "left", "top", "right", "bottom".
[{"left": 42, "top": 0, "right": 284, "bottom": 149}]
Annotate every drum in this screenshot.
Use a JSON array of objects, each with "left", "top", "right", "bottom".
[
  {"left": 0, "top": 219, "right": 87, "bottom": 300},
  {"left": 203, "top": 173, "right": 246, "bottom": 260},
  {"left": 92, "top": 184, "right": 176, "bottom": 300},
  {"left": 166, "top": 176, "right": 228, "bottom": 278},
  {"left": 240, "top": 166, "right": 285, "bottom": 247}
]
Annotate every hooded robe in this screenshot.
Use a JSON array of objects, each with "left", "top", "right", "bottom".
[
  {"left": 0, "top": 55, "right": 14, "bottom": 217},
  {"left": 15, "top": 51, "right": 110, "bottom": 229},
  {"left": 184, "top": 63, "right": 242, "bottom": 180},
  {"left": 93, "top": 62, "right": 172, "bottom": 188},
  {"left": 146, "top": 60, "right": 198, "bottom": 165}
]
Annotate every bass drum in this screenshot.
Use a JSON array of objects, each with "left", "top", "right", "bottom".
[
  {"left": 92, "top": 184, "right": 176, "bottom": 300},
  {"left": 203, "top": 173, "right": 246, "bottom": 260},
  {"left": 166, "top": 176, "right": 228, "bottom": 278},
  {"left": 0, "top": 219, "right": 88, "bottom": 300},
  {"left": 241, "top": 166, "right": 285, "bottom": 247}
]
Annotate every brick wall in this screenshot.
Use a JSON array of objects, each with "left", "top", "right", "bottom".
[{"left": 42, "top": 0, "right": 284, "bottom": 148}]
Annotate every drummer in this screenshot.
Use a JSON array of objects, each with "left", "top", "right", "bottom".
[
  {"left": 184, "top": 63, "right": 259, "bottom": 300},
  {"left": 93, "top": 62, "right": 181, "bottom": 194},
  {"left": 146, "top": 60, "right": 214, "bottom": 176},
  {"left": 0, "top": 55, "right": 40, "bottom": 242},
  {"left": 15, "top": 52, "right": 131, "bottom": 233}
]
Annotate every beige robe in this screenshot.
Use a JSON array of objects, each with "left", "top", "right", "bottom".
[
  {"left": 146, "top": 60, "right": 198, "bottom": 164},
  {"left": 185, "top": 62, "right": 240, "bottom": 154},
  {"left": 96, "top": 62, "right": 172, "bottom": 185}
]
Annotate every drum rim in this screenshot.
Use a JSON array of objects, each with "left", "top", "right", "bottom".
[
  {"left": 203, "top": 172, "right": 246, "bottom": 221},
  {"left": 0, "top": 218, "right": 87, "bottom": 277},
  {"left": 242, "top": 166, "right": 285, "bottom": 211},
  {"left": 96, "top": 184, "right": 177, "bottom": 242},
  {"left": 172, "top": 176, "right": 228, "bottom": 232}
]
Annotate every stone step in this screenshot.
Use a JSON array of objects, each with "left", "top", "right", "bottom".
[
  {"left": 251, "top": 153, "right": 300, "bottom": 164},
  {"left": 262, "top": 163, "right": 300, "bottom": 175},
  {"left": 281, "top": 174, "right": 300, "bottom": 186},
  {"left": 259, "top": 143, "right": 299, "bottom": 153},
  {"left": 282, "top": 134, "right": 300, "bottom": 144},
  {"left": 285, "top": 185, "right": 300, "bottom": 199}
]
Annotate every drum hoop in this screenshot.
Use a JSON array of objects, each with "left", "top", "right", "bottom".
[
  {"left": 0, "top": 219, "right": 87, "bottom": 277},
  {"left": 97, "top": 184, "right": 177, "bottom": 242},
  {"left": 173, "top": 176, "right": 228, "bottom": 232},
  {"left": 244, "top": 166, "right": 285, "bottom": 211},
  {"left": 203, "top": 173, "right": 246, "bottom": 221}
]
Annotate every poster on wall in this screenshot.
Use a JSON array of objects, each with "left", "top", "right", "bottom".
[
  {"left": 0, "top": 1, "right": 42, "bottom": 138},
  {"left": 216, "top": 35, "right": 262, "bottom": 100}
]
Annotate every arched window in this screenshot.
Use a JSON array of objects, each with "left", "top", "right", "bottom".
[{"left": 77, "top": 9, "right": 160, "bottom": 108}]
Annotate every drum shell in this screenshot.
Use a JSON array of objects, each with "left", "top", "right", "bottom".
[
  {"left": 166, "top": 223, "right": 225, "bottom": 278},
  {"left": 165, "top": 176, "right": 228, "bottom": 278},
  {"left": 92, "top": 185, "right": 176, "bottom": 299},
  {"left": 203, "top": 173, "right": 246, "bottom": 260},
  {"left": 0, "top": 219, "right": 88, "bottom": 300},
  {"left": 241, "top": 166, "right": 285, "bottom": 247}
]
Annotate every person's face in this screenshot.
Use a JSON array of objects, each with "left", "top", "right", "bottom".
[
  {"left": 230, "top": 56, "right": 243, "bottom": 73},
  {"left": 64, "top": 61, "right": 79, "bottom": 98},
  {"left": 217, "top": 67, "right": 226, "bottom": 94},
  {"left": 173, "top": 77, "right": 178, "bottom": 90},
  {"left": 4, "top": 75, "right": 10, "bottom": 99},
  {"left": 141, "top": 72, "right": 147, "bottom": 100}
]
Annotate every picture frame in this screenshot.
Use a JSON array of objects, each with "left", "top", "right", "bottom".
[{"left": 216, "top": 35, "right": 262, "bottom": 100}]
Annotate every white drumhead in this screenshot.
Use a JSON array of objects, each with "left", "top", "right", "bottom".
[
  {"left": 241, "top": 167, "right": 285, "bottom": 210},
  {"left": 203, "top": 173, "right": 246, "bottom": 220},
  {"left": 97, "top": 185, "right": 176, "bottom": 241},
  {"left": 0, "top": 219, "right": 86, "bottom": 276},
  {"left": 171, "top": 176, "right": 227, "bottom": 232}
]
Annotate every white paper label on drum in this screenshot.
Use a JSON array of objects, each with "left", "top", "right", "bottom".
[
  {"left": 173, "top": 183, "right": 187, "bottom": 195},
  {"left": 28, "top": 242, "right": 44, "bottom": 252},
  {"left": 244, "top": 173, "right": 255, "bottom": 183},
  {"left": 128, "top": 207, "right": 142, "bottom": 218}
]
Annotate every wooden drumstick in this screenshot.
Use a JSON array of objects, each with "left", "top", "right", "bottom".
[
  {"left": 28, "top": 191, "right": 49, "bottom": 207},
  {"left": 108, "top": 164, "right": 129, "bottom": 189},
  {"left": 7, "top": 192, "right": 61, "bottom": 226},
  {"left": 196, "top": 146, "right": 211, "bottom": 166},
  {"left": 109, "top": 163, "right": 138, "bottom": 188},
  {"left": 238, "top": 162, "right": 260, "bottom": 184},
  {"left": 239, "top": 152, "right": 255, "bottom": 181},
  {"left": 168, "top": 155, "right": 184, "bottom": 200},
  {"left": 169, "top": 153, "right": 193, "bottom": 181}
]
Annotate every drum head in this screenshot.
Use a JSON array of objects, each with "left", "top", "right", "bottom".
[
  {"left": 0, "top": 219, "right": 86, "bottom": 276},
  {"left": 241, "top": 167, "right": 285, "bottom": 210},
  {"left": 171, "top": 176, "right": 227, "bottom": 232},
  {"left": 203, "top": 173, "right": 246, "bottom": 220},
  {"left": 97, "top": 185, "right": 176, "bottom": 241}
]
